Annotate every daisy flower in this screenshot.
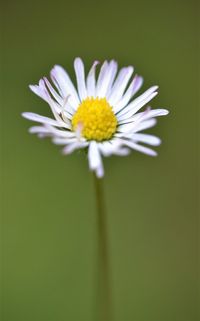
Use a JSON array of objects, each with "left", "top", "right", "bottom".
[{"left": 22, "top": 58, "right": 169, "bottom": 178}]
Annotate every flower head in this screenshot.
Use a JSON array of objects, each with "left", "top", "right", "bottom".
[{"left": 22, "top": 58, "right": 169, "bottom": 177}]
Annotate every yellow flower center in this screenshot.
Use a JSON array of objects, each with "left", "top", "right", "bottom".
[{"left": 72, "top": 97, "right": 117, "bottom": 141}]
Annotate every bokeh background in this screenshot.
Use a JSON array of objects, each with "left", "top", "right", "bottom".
[{"left": 1, "top": 0, "right": 199, "bottom": 320}]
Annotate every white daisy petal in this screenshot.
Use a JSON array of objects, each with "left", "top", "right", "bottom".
[
  {"left": 43, "top": 124, "right": 74, "bottom": 137},
  {"left": 105, "top": 60, "right": 118, "bottom": 97},
  {"left": 37, "top": 90, "right": 72, "bottom": 127},
  {"left": 29, "top": 126, "right": 75, "bottom": 140},
  {"left": 88, "top": 141, "right": 104, "bottom": 177},
  {"left": 37, "top": 133, "right": 50, "bottom": 138},
  {"left": 29, "top": 80, "right": 50, "bottom": 103},
  {"left": 62, "top": 141, "right": 88, "bottom": 154},
  {"left": 22, "top": 112, "right": 67, "bottom": 128},
  {"left": 114, "top": 75, "right": 143, "bottom": 113},
  {"left": 29, "top": 84, "right": 48, "bottom": 102},
  {"left": 122, "top": 140, "right": 157, "bottom": 156},
  {"left": 117, "top": 86, "right": 158, "bottom": 119},
  {"left": 131, "top": 133, "right": 161, "bottom": 146},
  {"left": 31, "top": 79, "right": 64, "bottom": 118},
  {"left": 29, "top": 126, "right": 50, "bottom": 134},
  {"left": 117, "top": 122, "right": 135, "bottom": 133},
  {"left": 74, "top": 57, "right": 88, "bottom": 100},
  {"left": 60, "top": 96, "right": 75, "bottom": 123},
  {"left": 96, "top": 61, "right": 108, "bottom": 93},
  {"left": 117, "top": 116, "right": 158, "bottom": 133},
  {"left": 117, "top": 92, "right": 158, "bottom": 121},
  {"left": 96, "top": 165, "right": 104, "bottom": 178},
  {"left": 50, "top": 65, "right": 80, "bottom": 108},
  {"left": 43, "top": 77, "right": 63, "bottom": 105},
  {"left": 29, "top": 80, "right": 60, "bottom": 115},
  {"left": 131, "top": 75, "right": 144, "bottom": 97},
  {"left": 139, "top": 108, "right": 169, "bottom": 120},
  {"left": 108, "top": 67, "right": 134, "bottom": 105},
  {"left": 96, "top": 60, "right": 118, "bottom": 98},
  {"left": 113, "top": 147, "right": 130, "bottom": 156},
  {"left": 118, "top": 108, "right": 169, "bottom": 124},
  {"left": 49, "top": 72, "right": 63, "bottom": 97},
  {"left": 52, "top": 137, "right": 80, "bottom": 145},
  {"left": 86, "top": 60, "right": 99, "bottom": 97},
  {"left": 98, "top": 141, "right": 130, "bottom": 157},
  {"left": 98, "top": 142, "right": 114, "bottom": 156},
  {"left": 134, "top": 119, "right": 157, "bottom": 132}
]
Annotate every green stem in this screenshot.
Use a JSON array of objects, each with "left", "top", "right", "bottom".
[{"left": 93, "top": 173, "right": 113, "bottom": 321}]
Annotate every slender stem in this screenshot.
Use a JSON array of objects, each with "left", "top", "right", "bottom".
[{"left": 93, "top": 173, "right": 113, "bottom": 321}]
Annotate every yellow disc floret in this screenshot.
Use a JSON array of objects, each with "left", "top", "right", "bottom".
[{"left": 72, "top": 97, "right": 117, "bottom": 141}]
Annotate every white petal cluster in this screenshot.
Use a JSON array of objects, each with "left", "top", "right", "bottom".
[{"left": 22, "top": 58, "right": 169, "bottom": 178}]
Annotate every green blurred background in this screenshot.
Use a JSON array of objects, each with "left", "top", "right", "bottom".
[{"left": 1, "top": 0, "right": 198, "bottom": 320}]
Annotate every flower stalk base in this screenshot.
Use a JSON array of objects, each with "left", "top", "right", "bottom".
[{"left": 93, "top": 173, "right": 113, "bottom": 321}]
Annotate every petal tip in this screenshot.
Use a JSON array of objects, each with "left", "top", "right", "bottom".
[
  {"left": 29, "top": 84, "right": 37, "bottom": 92},
  {"left": 21, "top": 112, "right": 28, "bottom": 118},
  {"left": 74, "top": 57, "right": 83, "bottom": 65}
]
